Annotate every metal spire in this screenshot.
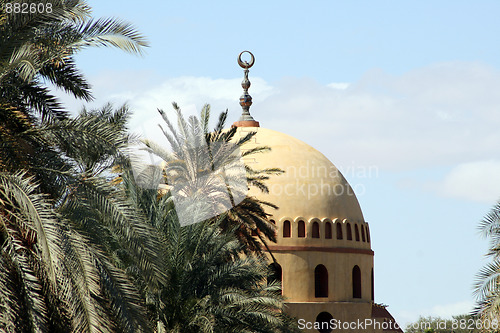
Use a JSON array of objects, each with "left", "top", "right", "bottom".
[{"left": 233, "top": 51, "right": 260, "bottom": 127}]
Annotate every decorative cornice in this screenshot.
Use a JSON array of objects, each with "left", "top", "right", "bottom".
[{"left": 267, "top": 245, "right": 374, "bottom": 256}]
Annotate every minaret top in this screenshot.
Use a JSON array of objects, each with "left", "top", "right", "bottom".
[{"left": 233, "top": 51, "right": 260, "bottom": 128}]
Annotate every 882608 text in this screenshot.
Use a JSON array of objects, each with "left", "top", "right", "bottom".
[{"left": 4, "top": 2, "right": 53, "bottom": 14}]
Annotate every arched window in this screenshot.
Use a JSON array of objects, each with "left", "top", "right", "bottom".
[
  {"left": 352, "top": 265, "right": 361, "bottom": 299},
  {"left": 298, "top": 220, "right": 305, "bottom": 238},
  {"left": 325, "top": 222, "right": 332, "bottom": 239},
  {"left": 336, "top": 222, "right": 343, "bottom": 240},
  {"left": 366, "top": 226, "right": 370, "bottom": 243},
  {"left": 355, "top": 224, "right": 360, "bottom": 241},
  {"left": 283, "top": 220, "right": 291, "bottom": 238},
  {"left": 315, "top": 312, "right": 334, "bottom": 333},
  {"left": 346, "top": 223, "right": 352, "bottom": 241},
  {"left": 361, "top": 226, "right": 366, "bottom": 242},
  {"left": 315, "top": 265, "right": 328, "bottom": 298},
  {"left": 268, "top": 263, "right": 283, "bottom": 295},
  {"left": 371, "top": 268, "right": 374, "bottom": 301},
  {"left": 312, "top": 222, "right": 320, "bottom": 238}
]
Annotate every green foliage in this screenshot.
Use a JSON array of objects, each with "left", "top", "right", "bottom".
[
  {"left": 0, "top": 0, "right": 148, "bottom": 83},
  {"left": 0, "top": 1, "right": 156, "bottom": 329},
  {"left": 474, "top": 200, "right": 500, "bottom": 323},
  {"left": 0, "top": 0, "right": 299, "bottom": 331},
  {"left": 0, "top": 106, "right": 162, "bottom": 332},
  {"left": 120, "top": 105, "right": 300, "bottom": 332},
  {"left": 0, "top": 0, "right": 148, "bottom": 176},
  {"left": 143, "top": 103, "right": 283, "bottom": 255},
  {"left": 121, "top": 170, "right": 300, "bottom": 333}
]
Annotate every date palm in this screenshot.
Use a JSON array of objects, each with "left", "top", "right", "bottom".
[
  {"left": 0, "top": 0, "right": 148, "bottom": 181},
  {"left": 0, "top": 106, "right": 167, "bottom": 332},
  {"left": 119, "top": 158, "right": 300, "bottom": 333},
  {"left": 474, "top": 200, "right": 500, "bottom": 322},
  {"left": 157, "top": 217, "right": 300, "bottom": 333},
  {"left": 0, "top": 1, "right": 166, "bottom": 331},
  {"left": 140, "top": 103, "right": 282, "bottom": 255}
]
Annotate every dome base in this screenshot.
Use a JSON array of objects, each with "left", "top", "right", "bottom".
[{"left": 232, "top": 120, "right": 260, "bottom": 127}]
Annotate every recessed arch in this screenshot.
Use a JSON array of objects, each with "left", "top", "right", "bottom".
[
  {"left": 361, "top": 225, "right": 366, "bottom": 242},
  {"left": 336, "top": 222, "right": 343, "bottom": 240},
  {"left": 298, "top": 220, "right": 306, "bottom": 238},
  {"left": 346, "top": 223, "right": 352, "bottom": 241},
  {"left": 315, "top": 312, "right": 333, "bottom": 333},
  {"left": 366, "top": 226, "right": 371, "bottom": 243},
  {"left": 312, "top": 222, "right": 320, "bottom": 238},
  {"left": 283, "top": 220, "right": 291, "bottom": 238},
  {"left": 314, "top": 264, "right": 328, "bottom": 298},
  {"left": 325, "top": 222, "right": 332, "bottom": 239},
  {"left": 352, "top": 265, "right": 362, "bottom": 299},
  {"left": 355, "top": 224, "right": 360, "bottom": 241},
  {"left": 268, "top": 263, "right": 283, "bottom": 295}
]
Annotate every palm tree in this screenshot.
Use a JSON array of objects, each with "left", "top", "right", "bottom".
[
  {"left": 0, "top": 1, "right": 167, "bottom": 331},
  {"left": 0, "top": 0, "right": 148, "bottom": 184},
  {"left": 157, "top": 218, "right": 299, "bottom": 333},
  {"left": 474, "top": 200, "right": 500, "bottom": 322},
  {"left": 0, "top": 106, "right": 168, "bottom": 332},
  {"left": 140, "top": 103, "right": 283, "bottom": 255},
  {"left": 119, "top": 157, "right": 300, "bottom": 333},
  {"left": 117, "top": 104, "right": 301, "bottom": 331}
]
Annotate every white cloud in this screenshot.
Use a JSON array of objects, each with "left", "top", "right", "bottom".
[
  {"left": 435, "top": 160, "right": 500, "bottom": 204},
  {"left": 254, "top": 62, "right": 500, "bottom": 171},
  {"left": 55, "top": 61, "right": 500, "bottom": 173},
  {"left": 396, "top": 300, "right": 474, "bottom": 328},
  {"left": 53, "top": 72, "right": 275, "bottom": 146},
  {"left": 112, "top": 75, "right": 275, "bottom": 117},
  {"left": 327, "top": 82, "right": 350, "bottom": 90},
  {"left": 431, "top": 301, "right": 474, "bottom": 318}
]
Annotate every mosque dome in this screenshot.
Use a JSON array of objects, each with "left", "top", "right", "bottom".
[
  {"left": 237, "top": 126, "right": 365, "bottom": 223},
  {"left": 225, "top": 51, "right": 402, "bottom": 332}
]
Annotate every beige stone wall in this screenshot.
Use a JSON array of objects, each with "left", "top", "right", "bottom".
[
  {"left": 288, "top": 302, "right": 385, "bottom": 333},
  {"left": 270, "top": 250, "right": 373, "bottom": 303},
  {"left": 233, "top": 126, "right": 385, "bottom": 332}
]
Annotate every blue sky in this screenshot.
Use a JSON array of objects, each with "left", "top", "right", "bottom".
[{"left": 57, "top": 0, "right": 500, "bottom": 326}]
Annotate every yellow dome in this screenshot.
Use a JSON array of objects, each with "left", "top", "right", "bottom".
[{"left": 236, "top": 127, "right": 365, "bottom": 223}]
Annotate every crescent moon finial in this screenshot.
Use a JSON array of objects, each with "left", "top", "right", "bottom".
[
  {"left": 238, "top": 51, "right": 255, "bottom": 69},
  {"left": 234, "top": 51, "right": 259, "bottom": 127}
]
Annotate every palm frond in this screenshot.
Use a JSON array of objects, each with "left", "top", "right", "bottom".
[
  {"left": 474, "top": 199, "right": 500, "bottom": 321},
  {"left": 0, "top": 171, "right": 61, "bottom": 283},
  {"left": 13, "top": 251, "right": 50, "bottom": 332},
  {"left": 69, "top": 175, "right": 167, "bottom": 288},
  {"left": 478, "top": 201, "right": 500, "bottom": 238},
  {"left": 33, "top": 106, "right": 133, "bottom": 176},
  {"left": 40, "top": 57, "right": 93, "bottom": 101},
  {"left": 200, "top": 104, "right": 211, "bottom": 135},
  {"left": 70, "top": 17, "right": 149, "bottom": 55}
]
